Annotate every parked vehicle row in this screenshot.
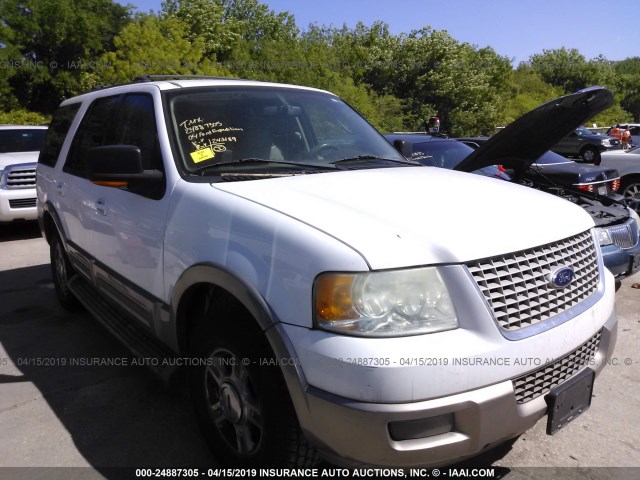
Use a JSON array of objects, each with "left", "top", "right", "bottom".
[{"left": 551, "top": 125, "right": 621, "bottom": 163}]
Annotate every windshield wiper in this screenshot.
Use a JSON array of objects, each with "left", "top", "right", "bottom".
[
  {"left": 331, "top": 155, "right": 420, "bottom": 166},
  {"left": 195, "top": 158, "right": 340, "bottom": 174}
]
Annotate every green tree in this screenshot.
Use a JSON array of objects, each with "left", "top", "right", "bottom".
[
  {"left": 162, "top": 0, "right": 298, "bottom": 61},
  {"left": 0, "top": 0, "right": 131, "bottom": 113},
  {"left": 358, "top": 27, "right": 512, "bottom": 135},
  {"left": 613, "top": 57, "right": 640, "bottom": 122},
  {"left": 526, "top": 48, "right": 613, "bottom": 94},
  {"left": 500, "top": 66, "right": 564, "bottom": 124},
  {"left": 88, "top": 15, "right": 229, "bottom": 87}
]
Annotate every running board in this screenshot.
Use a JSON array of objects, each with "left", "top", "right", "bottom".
[{"left": 68, "top": 275, "right": 179, "bottom": 383}]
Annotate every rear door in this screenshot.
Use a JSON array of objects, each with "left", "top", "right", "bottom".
[
  {"left": 554, "top": 130, "right": 579, "bottom": 155},
  {"left": 56, "top": 91, "right": 170, "bottom": 327}
]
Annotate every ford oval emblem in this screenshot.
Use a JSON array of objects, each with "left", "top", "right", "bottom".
[{"left": 548, "top": 266, "right": 575, "bottom": 289}]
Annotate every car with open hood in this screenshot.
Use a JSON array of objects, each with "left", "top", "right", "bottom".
[
  {"left": 390, "top": 88, "right": 640, "bottom": 282},
  {"left": 38, "top": 78, "right": 617, "bottom": 467},
  {"left": 459, "top": 138, "right": 622, "bottom": 196},
  {"left": 454, "top": 87, "right": 640, "bottom": 282}
]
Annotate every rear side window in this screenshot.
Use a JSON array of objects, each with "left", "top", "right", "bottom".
[
  {"left": 38, "top": 104, "right": 80, "bottom": 167},
  {"left": 64, "top": 95, "right": 120, "bottom": 176},
  {"left": 64, "top": 93, "right": 162, "bottom": 176}
]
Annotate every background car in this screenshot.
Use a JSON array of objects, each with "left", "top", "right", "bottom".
[
  {"left": 552, "top": 125, "right": 621, "bottom": 163},
  {"left": 599, "top": 145, "right": 640, "bottom": 201},
  {"left": 0, "top": 125, "right": 47, "bottom": 222},
  {"left": 385, "top": 133, "right": 510, "bottom": 179}
]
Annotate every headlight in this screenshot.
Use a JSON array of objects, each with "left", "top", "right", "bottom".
[
  {"left": 601, "top": 139, "right": 611, "bottom": 147},
  {"left": 314, "top": 267, "right": 458, "bottom": 337},
  {"left": 595, "top": 227, "right": 613, "bottom": 246}
]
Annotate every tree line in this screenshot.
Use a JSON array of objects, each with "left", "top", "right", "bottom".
[{"left": 1, "top": 0, "right": 638, "bottom": 134}]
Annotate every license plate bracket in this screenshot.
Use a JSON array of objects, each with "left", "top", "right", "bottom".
[
  {"left": 597, "top": 185, "right": 608, "bottom": 196},
  {"left": 545, "top": 368, "right": 595, "bottom": 435}
]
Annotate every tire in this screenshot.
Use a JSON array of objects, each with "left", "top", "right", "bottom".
[
  {"left": 50, "top": 234, "right": 83, "bottom": 311},
  {"left": 189, "top": 307, "right": 318, "bottom": 467},
  {"left": 581, "top": 146, "right": 600, "bottom": 164},
  {"left": 621, "top": 178, "right": 640, "bottom": 200}
]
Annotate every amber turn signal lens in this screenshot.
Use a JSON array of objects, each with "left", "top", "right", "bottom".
[{"left": 315, "top": 274, "right": 356, "bottom": 322}]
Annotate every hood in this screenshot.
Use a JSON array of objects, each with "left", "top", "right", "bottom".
[
  {"left": 213, "top": 168, "right": 594, "bottom": 270},
  {"left": 0, "top": 151, "right": 39, "bottom": 170},
  {"left": 454, "top": 86, "right": 614, "bottom": 173}
]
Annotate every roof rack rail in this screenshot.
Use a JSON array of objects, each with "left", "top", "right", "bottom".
[
  {"left": 132, "top": 74, "right": 240, "bottom": 82},
  {"left": 90, "top": 74, "right": 244, "bottom": 92}
]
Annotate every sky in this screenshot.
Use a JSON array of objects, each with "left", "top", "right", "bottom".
[{"left": 123, "top": 0, "right": 638, "bottom": 65}]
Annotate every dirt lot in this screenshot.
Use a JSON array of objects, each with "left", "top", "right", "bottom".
[{"left": 1, "top": 222, "right": 639, "bottom": 479}]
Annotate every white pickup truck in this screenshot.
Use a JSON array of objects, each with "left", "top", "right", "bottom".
[{"left": 37, "top": 78, "right": 617, "bottom": 467}]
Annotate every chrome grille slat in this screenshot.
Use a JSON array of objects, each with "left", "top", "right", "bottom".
[
  {"left": 5, "top": 166, "right": 37, "bottom": 188},
  {"left": 512, "top": 330, "right": 601, "bottom": 403},
  {"left": 468, "top": 230, "right": 599, "bottom": 331}
]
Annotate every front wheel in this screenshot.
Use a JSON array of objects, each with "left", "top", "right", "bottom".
[
  {"left": 621, "top": 179, "right": 640, "bottom": 200},
  {"left": 50, "top": 235, "right": 82, "bottom": 311},
  {"left": 581, "top": 146, "right": 600, "bottom": 164},
  {"left": 189, "top": 315, "right": 318, "bottom": 467}
]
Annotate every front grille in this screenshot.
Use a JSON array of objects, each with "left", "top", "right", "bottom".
[
  {"left": 606, "top": 222, "right": 638, "bottom": 249},
  {"left": 467, "top": 230, "right": 599, "bottom": 331},
  {"left": 9, "top": 198, "right": 36, "bottom": 209},
  {"left": 5, "top": 166, "right": 37, "bottom": 188},
  {"left": 512, "top": 330, "right": 601, "bottom": 403}
]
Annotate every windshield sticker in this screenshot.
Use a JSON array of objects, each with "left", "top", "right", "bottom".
[
  {"left": 179, "top": 118, "right": 244, "bottom": 161},
  {"left": 190, "top": 147, "right": 215, "bottom": 163}
]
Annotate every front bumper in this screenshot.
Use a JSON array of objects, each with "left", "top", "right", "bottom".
[
  {"left": 297, "top": 310, "right": 617, "bottom": 467},
  {"left": 602, "top": 242, "right": 640, "bottom": 279},
  {"left": 0, "top": 188, "right": 38, "bottom": 222}
]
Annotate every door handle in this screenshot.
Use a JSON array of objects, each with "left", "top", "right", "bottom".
[
  {"left": 95, "top": 199, "right": 108, "bottom": 216},
  {"left": 55, "top": 183, "right": 64, "bottom": 197}
]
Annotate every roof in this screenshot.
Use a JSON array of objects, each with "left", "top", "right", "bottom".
[{"left": 61, "top": 77, "right": 332, "bottom": 106}]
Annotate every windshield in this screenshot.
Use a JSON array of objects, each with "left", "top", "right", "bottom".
[
  {"left": 576, "top": 126, "right": 595, "bottom": 136},
  {"left": 165, "top": 86, "right": 405, "bottom": 174},
  {"left": 0, "top": 129, "right": 47, "bottom": 153},
  {"left": 410, "top": 140, "right": 474, "bottom": 169}
]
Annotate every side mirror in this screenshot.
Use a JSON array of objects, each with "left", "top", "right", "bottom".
[
  {"left": 392, "top": 139, "right": 413, "bottom": 158},
  {"left": 87, "top": 145, "right": 164, "bottom": 190}
]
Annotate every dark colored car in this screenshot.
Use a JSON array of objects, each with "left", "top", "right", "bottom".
[
  {"left": 387, "top": 87, "right": 640, "bottom": 282},
  {"left": 552, "top": 125, "right": 621, "bottom": 163},
  {"left": 384, "top": 134, "right": 510, "bottom": 180},
  {"left": 460, "top": 137, "right": 622, "bottom": 196}
]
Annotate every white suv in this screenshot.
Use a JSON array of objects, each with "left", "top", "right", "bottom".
[
  {"left": 37, "top": 78, "right": 617, "bottom": 467},
  {"left": 0, "top": 125, "right": 47, "bottom": 222}
]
